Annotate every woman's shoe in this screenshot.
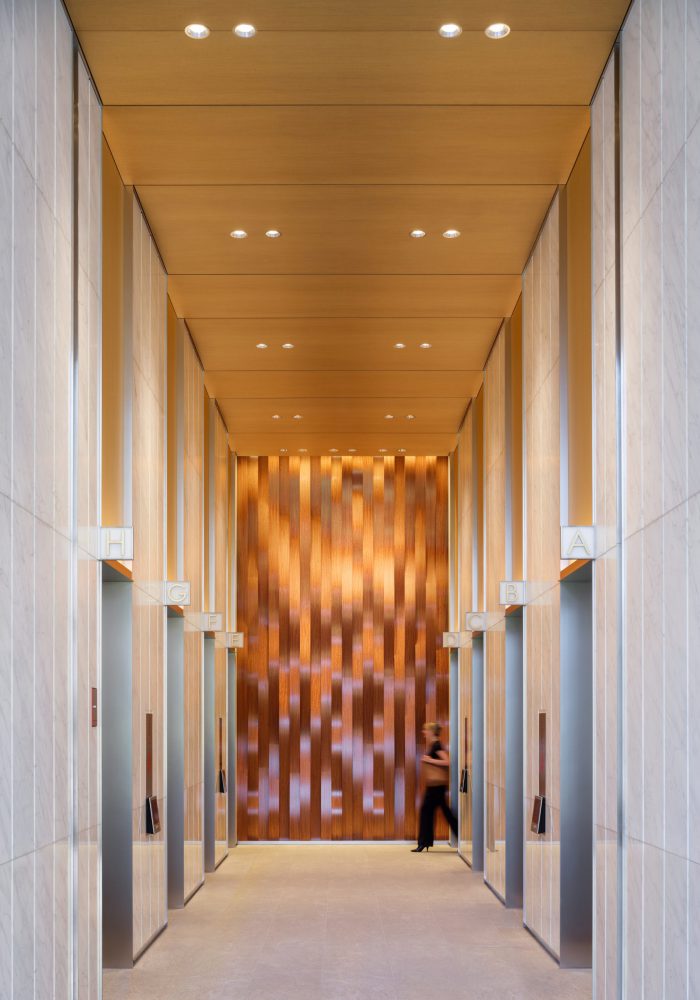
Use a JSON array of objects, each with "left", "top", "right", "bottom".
[{"left": 411, "top": 846, "right": 426, "bottom": 852}]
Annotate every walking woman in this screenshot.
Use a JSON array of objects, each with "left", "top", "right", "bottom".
[{"left": 412, "top": 722, "right": 458, "bottom": 852}]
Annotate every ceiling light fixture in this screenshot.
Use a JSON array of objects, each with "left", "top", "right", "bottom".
[
  {"left": 280, "top": 448, "right": 288, "bottom": 453},
  {"left": 442, "top": 228, "right": 461, "bottom": 238},
  {"left": 419, "top": 342, "right": 432, "bottom": 349},
  {"left": 348, "top": 448, "right": 357, "bottom": 453},
  {"left": 265, "top": 229, "right": 281, "bottom": 238},
  {"left": 406, "top": 414, "right": 415, "bottom": 420},
  {"left": 410, "top": 229, "right": 426, "bottom": 238},
  {"left": 281, "top": 342, "right": 294, "bottom": 349},
  {"left": 385, "top": 414, "right": 394, "bottom": 420},
  {"left": 394, "top": 342, "right": 406, "bottom": 349},
  {"left": 299, "top": 448, "right": 308, "bottom": 453},
  {"left": 230, "top": 229, "right": 247, "bottom": 239},
  {"left": 256, "top": 342, "right": 268, "bottom": 349},
  {"left": 379, "top": 448, "right": 388, "bottom": 453},
  {"left": 329, "top": 448, "right": 339, "bottom": 453},
  {"left": 185, "top": 23, "right": 210, "bottom": 38},
  {"left": 234, "top": 23, "right": 256, "bottom": 37},
  {"left": 439, "top": 23, "right": 462, "bottom": 37},
  {"left": 485, "top": 22, "right": 510, "bottom": 38},
  {"left": 293, "top": 414, "right": 303, "bottom": 420},
  {"left": 272, "top": 414, "right": 281, "bottom": 420},
  {"left": 398, "top": 448, "right": 407, "bottom": 453}
]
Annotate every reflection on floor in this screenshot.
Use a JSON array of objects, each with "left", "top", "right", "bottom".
[{"left": 103, "top": 845, "right": 592, "bottom": 1000}]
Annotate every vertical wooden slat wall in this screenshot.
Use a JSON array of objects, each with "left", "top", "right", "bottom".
[{"left": 236, "top": 455, "right": 450, "bottom": 841}]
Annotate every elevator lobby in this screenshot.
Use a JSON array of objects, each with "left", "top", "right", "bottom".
[{"left": 1, "top": 0, "right": 698, "bottom": 998}]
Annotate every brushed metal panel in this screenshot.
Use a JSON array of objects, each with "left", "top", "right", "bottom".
[
  {"left": 102, "top": 580, "right": 134, "bottom": 968},
  {"left": 166, "top": 616, "right": 185, "bottom": 908}
]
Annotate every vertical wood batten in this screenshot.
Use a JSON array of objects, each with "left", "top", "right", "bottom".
[{"left": 236, "top": 456, "right": 449, "bottom": 839}]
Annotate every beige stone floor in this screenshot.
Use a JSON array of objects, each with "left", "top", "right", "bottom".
[{"left": 103, "top": 844, "right": 592, "bottom": 1000}]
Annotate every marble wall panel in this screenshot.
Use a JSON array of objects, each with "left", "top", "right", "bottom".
[
  {"left": 592, "top": 1, "right": 699, "bottom": 993},
  {"left": 483, "top": 330, "right": 507, "bottom": 898},
  {"left": 591, "top": 54, "right": 619, "bottom": 999},
  {"left": 213, "top": 407, "right": 230, "bottom": 861},
  {"left": 183, "top": 330, "right": 205, "bottom": 894},
  {"left": 456, "top": 411, "right": 474, "bottom": 863},
  {"left": 130, "top": 199, "right": 168, "bottom": 956},
  {"left": 522, "top": 192, "right": 562, "bottom": 958},
  {"left": 0, "top": 6, "right": 101, "bottom": 996}
]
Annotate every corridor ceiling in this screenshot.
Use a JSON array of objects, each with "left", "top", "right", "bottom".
[{"left": 66, "top": 0, "right": 629, "bottom": 456}]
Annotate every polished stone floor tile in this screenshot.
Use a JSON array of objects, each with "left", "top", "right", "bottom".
[{"left": 103, "top": 845, "right": 592, "bottom": 1000}]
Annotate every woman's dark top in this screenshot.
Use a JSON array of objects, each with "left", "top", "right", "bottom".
[{"left": 427, "top": 740, "right": 448, "bottom": 787}]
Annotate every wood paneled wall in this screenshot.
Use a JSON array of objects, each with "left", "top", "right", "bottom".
[{"left": 236, "top": 455, "right": 450, "bottom": 841}]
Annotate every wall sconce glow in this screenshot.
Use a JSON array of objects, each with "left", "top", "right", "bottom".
[
  {"left": 230, "top": 229, "right": 248, "bottom": 239},
  {"left": 348, "top": 448, "right": 357, "bottom": 453},
  {"left": 385, "top": 414, "right": 394, "bottom": 420},
  {"left": 272, "top": 414, "right": 281, "bottom": 420},
  {"left": 256, "top": 342, "right": 268, "bottom": 349},
  {"left": 410, "top": 229, "right": 426, "bottom": 238},
  {"left": 485, "top": 22, "right": 510, "bottom": 38},
  {"left": 281, "top": 342, "right": 294, "bottom": 349},
  {"left": 439, "top": 23, "right": 462, "bottom": 37},
  {"left": 394, "top": 342, "right": 406, "bottom": 349},
  {"left": 419, "top": 342, "right": 432, "bottom": 349},
  {"left": 299, "top": 448, "right": 308, "bottom": 453},
  {"left": 293, "top": 414, "right": 303, "bottom": 420},
  {"left": 406, "top": 414, "right": 415, "bottom": 420},
  {"left": 265, "top": 229, "right": 281, "bottom": 238},
  {"left": 398, "top": 448, "right": 407, "bottom": 453},
  {"left": 280, "top": 448, "right": 288, "bottom": 453},
  {"left": 185, "top": 23, "right": 210, "bottom": 38},
  {"left": 234, "top": 23, "right": 256, "bottom": 37},
  {"left": 329, "top": 448, "right": 339, "bottom": 453},
  {"left": 379, "top": 448, "right": 388, "bottom": 453},
  {"left": 442, "top": 229, "right": 461, "bottom": 238}
]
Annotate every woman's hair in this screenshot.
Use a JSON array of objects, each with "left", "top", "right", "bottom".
[{"left": 424, "top": 721, "right": 442, "bottom": 737}]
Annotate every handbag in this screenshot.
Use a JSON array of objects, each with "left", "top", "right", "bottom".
[{"left": 422, "top": 759, "right": 447, "bottom": 787}]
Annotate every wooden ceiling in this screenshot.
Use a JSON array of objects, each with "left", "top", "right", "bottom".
[{"left": 67, "top": 0, "right": 628, "bottom": 456}]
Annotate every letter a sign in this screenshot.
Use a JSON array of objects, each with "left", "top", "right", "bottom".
[{"left": 560, "top": 526, "right": 595, "bottom": 560}]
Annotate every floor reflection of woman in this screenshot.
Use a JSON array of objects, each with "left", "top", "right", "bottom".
[{"left": 412, "top": 722, "right": 458, "bottom": 853}]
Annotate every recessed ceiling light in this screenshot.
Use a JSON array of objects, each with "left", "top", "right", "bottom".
[
  {"left": 348, "top": 448, "right": 357, "bottom": 453},
  {"left": 293, "top": 414, "right": 303, "bottom": 420},
  {"left": 282, "top": 343, "right": 294, "bottom": 349},
  {"left": 385, "top": 414, "right": 394, "bottom": 420},
  {"left": 280, "top": 448, "right": 288, "bottom": 453},
  {"left": 299, "top": 448, "right": 308, "bottom": 453},
  {"left": 442, "top": 229, "right": 461, "bottom": 239},
  {"left": 256, "top": 342, "right": 268, "bottom": 349},
  {"left": 265, "top": 229, "right": 281, "bottom": 239},
  {"left": 185, "top": 23, "right": 210, "bottom": 38},
  {"left": 272, "top": 414, "right": 281, "bottom": 420},
  {"left": 410, "top": 229, "right": 426, "bottom": 238},
  {"left": 234, "top": 23, "right": 256, "bottom": 37},
  {"left": 398, "top": 448, "right": 407, "bottom": 453},
  {"left": 329, "top": 448, "right": 339, "bottom": 453},
  {"left": 394, "top": 342, "right": 406, "bottom": 349},
  {"left": 230, "top": 229, "right": 247, "bottom": 239},
  {"left": 485, "top": 22, "right": 510, "bottom": 38},
  {"left": 406, "top": 414, "right": 415, "bottom": 420},
  {"left": 379, "top": 448, "right": 388, "bottom": 454},
  {"left": 419, "top": 342, "right": 432, "bottom": 349},
  {"left": 439, "top": 23, "right": 462, "bottom": 37}
]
